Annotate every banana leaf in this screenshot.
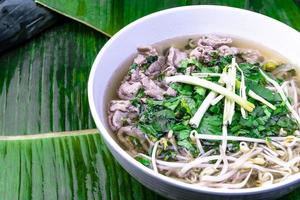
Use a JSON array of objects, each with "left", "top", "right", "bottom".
[
  {"left": 35, "top": 0, "right": 247, "bottom": 36},
  {"left": 0, "top": 21, "right": 106, "bottom": 135},
  {"left": 0, "top": 130, "right": 162, "bottom": 200},
  {"left": 35, "top": 0, "right": 300, "bottom": 36},
  {"left": 0, "top": 21, "right": 163, "bottom": 200}
]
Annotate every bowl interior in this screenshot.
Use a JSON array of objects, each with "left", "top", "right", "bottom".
[{"left": 88, "top": 5, "right": 300, "bottom": 194}]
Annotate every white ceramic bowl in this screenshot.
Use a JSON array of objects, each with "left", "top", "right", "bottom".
[{"left": 88, "top": 6, "right": 300, "bottom": 200}]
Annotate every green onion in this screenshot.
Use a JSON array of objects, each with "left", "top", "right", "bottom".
[
  {"left": 248, "top": 90, "right": 276, "bottom": 110},
  {"left": 235, "top": 80, "right": 276, "bottom": 110},
  {"left": 259, "top": 69, "right": 300, "bottom": 124},
  {"left": 165, "top": 75, "right": 255, "bottom": 112},
  {"left": 236, "top": 63, "right": 247, "bottom": 118}
]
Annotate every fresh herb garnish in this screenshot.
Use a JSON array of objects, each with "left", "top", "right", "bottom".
[
  {"left": 135, "top": 156, "right": 151, "bottom": 166},
  {"left": 127, "top": 52, "right": 298, "bottom": 155}
]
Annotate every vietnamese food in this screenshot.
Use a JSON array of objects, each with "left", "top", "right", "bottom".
[{"left": 107, "top": 35, "right": 300, "bottom": 188}]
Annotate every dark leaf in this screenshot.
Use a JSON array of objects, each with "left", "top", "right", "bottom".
[{"left": 0, "top": 0, "right": 58, "bottom": 52}]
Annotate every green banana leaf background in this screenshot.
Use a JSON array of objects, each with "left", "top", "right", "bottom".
[{"left": 1, "top": 0, "right": 300, "bottom": 199}]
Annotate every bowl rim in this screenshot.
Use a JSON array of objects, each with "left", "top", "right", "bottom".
[{"left": 88, "top": 5, "right": 300, "bottom": 195}]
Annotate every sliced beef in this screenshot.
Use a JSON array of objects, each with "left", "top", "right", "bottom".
[
  {"left": 165, "top": 86, "right": 177, "bottom": 96},
  {"left": 127, "top": 69, "right": 145, "bottom": 82},
  {"left": 160, "top": 81, "right": 177, "bottom": 96},
  {"left": 239, "top": 48, "right": 264, "bottom": 64},
  {"left": 133, "top": 45, "right": 158, "bottom": 65},
  {"left": 167, "top": 47, "right": 188, "bottom": 67},
  {"left": 108, "top": 110, "right": 128, "bottom": 131},
  {"left": 218, "top": 45, "right": 239, "bottom": 57},
  {"left": 145, "top": 56, "right": 165, "bottom": 77},
  {"left": 141, "top": 76, "right": 177, "bottom": 100},
  {"left": 134, "top": 54, "right": 147, "bottom": 65},
  {"left": 110, "top": 100, "right": 138, "bottom": 113},
  {"left": 185, "top": 66, "right": 195, "bottom": 75},
  {"left": 197, "top": 35, "right": 232, "bottom": 48},
  {"left": 189, "top": 45, "right": 216, "bottom": 63},
  {"left": 141, "top": 76, "right": 165, "bottom": 100},
  {"left": 108, "top": 101, "right": 138, "bottom": 131},
  {"left": 163, "top": 65, "right": 177, "bottom": 76},
  {"left": 118, "top": 81, "right": 142, "bottom": 100},
  {"left": 190, "top": 35, "right": 234, "bottom": 62},
  {"left": 162, "top": 47, "right": 187, "bottom": 76},
  {"left": 137, "top": 46, "right": 158, "bottom": 55}
]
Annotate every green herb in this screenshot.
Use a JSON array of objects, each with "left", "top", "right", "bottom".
[
  {"left": 140, "top": 55, "right": 158, "bottom": 70},
  {"left": 230, "top": 104, "right": 299, "bottom": 138},
  {"left": 176, "top": 129, "right": 190, "bottom": 140},
  {"left": 246, "top": 79, "right": 281, "bottom": 103},
  {"left": 129, "top": 136, "right": 143, "bottom": 150},
  {"left": 133, "top": 54, "right": 299, "bottom": 156},
  {"left": 238, "top": 63, "right": 263, "bottom": 83},
  {"left": 135, "top": 156, "right": 151, "bottom": 166},
  {"left": 194, "top": 86, "right": 206, "bottom": 96},
  {"left": 136, "top": 88, "right": 145, "bottom": 98},
  {"left": 208, "top": 55, "right": 232, "bottom": 69},
  {"left": 197, "top": 114, "right": 223, "bottom": 135},
  {"left": 177, "top": 140, "right": 197, "bottom": 153},
  {"left": 146, "top": 55, "right": 158, "bottom": 64},
  {"left": 170, "top": 83, "right": 193, "bottom": 96},
  {"left": 130, "top": 88, "right": 145, "bottom": 110},
  {"left": 171, "top": 122, "right": 190, "bottom": 131},
  {"left": 138, "top": 124, "right": 158, "bottom": 137},
  {"left": 179, "top": 58, "right": 202, "bottom": 69},
  {"left": 163, "top": 97, "right": 181, "bottom": 110},
  {"left": 160, "top": 150, "right": 177, "bottom": 161},
  {"left": 179, "top": 97, "right": 196, "bottom": 115},
  {"left": 154, "top": 109, "right": 176, "bottom": 119},
  {"left": 130, "top": 63, "right": 138, "bottom": 71}
]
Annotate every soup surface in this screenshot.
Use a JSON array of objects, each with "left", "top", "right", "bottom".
[{"left": 105, "top": 35, "right": 300, "bottom": 188}]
